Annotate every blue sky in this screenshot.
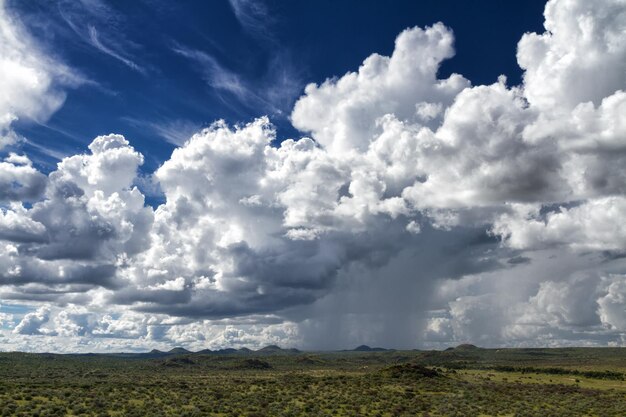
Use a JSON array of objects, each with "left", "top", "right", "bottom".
[
  {"left": 14, "top": 0, "right": 545, "bottom": 182},
  {"left": 1, "top": 0, "right": 625, "bottom": 352}
]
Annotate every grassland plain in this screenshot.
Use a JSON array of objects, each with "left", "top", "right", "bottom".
[{"left": 0, "top": 345, "right": 625, "bottom": 416}]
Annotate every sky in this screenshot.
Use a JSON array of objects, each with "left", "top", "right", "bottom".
[{"left": 0, "top": 0, "right": 625, "bottom": 353}]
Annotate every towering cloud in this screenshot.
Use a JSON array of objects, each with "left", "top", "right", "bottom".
[
  {"left": 0, "top": 0, "right": 625, "bottom": 351},
  {"left": 0, "top": 134, "right": 152, "bottom": 304}
]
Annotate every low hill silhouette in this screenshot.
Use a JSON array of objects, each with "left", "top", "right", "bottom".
[{"left": 352, "top": 345, "right": 390, "bottom": 352}]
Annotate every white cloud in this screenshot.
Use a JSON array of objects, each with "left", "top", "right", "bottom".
[
  {"left": 13, "top": 307, "right": 53, "bottom": 335},
  {"left": 0, "top": 204, "right": 47, "bottom": 243},
  {"left": 87, "top": 25, "right": 144, "bottom": 74},
  {"left": 598, "top": 275, "right": 626, "bottom": 331},
  {"left": 0, "top": 152, "right": 47, "bottom": 203},
  {"left": 421, "top": 256, "right": 626, "bottom": 347},
  {"left": 406, "top": 221, "right": 421, "bottom": 234},
  {"left": 291, "top": 23, "right": 469, "bottom": 154},
  {"left": 493, "top": 197, "right": 626, "bottom": 251},
  {"left": 518, "top": 0, "right": 626, "bottom": 110},
  {"left": 520, "top": 276, "right": 601, "bottom": 329},
  {"left": 0, "top": 0, "right": 79, "bottom": 149},
  {"left": 0, "top": 134, "right": 152, "bottom": 303},
  {"left": 401, "top": 80, "right": 565, "bottom": 210}
]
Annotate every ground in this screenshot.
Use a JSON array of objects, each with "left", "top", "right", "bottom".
[{"left": 0, "top": 346, "right": 625, "bottom": 416}]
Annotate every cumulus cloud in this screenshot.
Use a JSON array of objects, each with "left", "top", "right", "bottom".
[
  {"left": 598, "top": 275, "right": 626, "bottom": 331},
  {"left": 1, "top": 0, "right": 626, "bottom": 351},
  {"left": 13, "top": 307, "right": 53, "bottom": 335},
  {"left": 0, "top": 204, "right": 47, "bottom": 243},
  {"left": 493, "top": 197, "right": 626, "bottom": 251},
  {"left": 0, "top": 134, "right": 152, "bottom": 303},
  {"left": 517, "top": 0, "right": 626, "bottom": 110},
  {"left": 118, "top": 118, "right": 350, "bottom": 318},
  {"left": 0, "top": 153, "right": 47, "bottom": 202},
  {"left": 291, "top": 23, "right": 469, "bottom": 154}
]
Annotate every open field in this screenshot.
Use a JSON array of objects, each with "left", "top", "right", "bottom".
[{"left": 0, "top": 345, "right": 625, "bottom": 416}]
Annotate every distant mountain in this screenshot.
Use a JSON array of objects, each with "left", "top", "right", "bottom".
[
  {"left": 353, "top": 345, "right": 389, "bottom": 352},
  {"left": 168, "top": 347, "right": 191, "bottom": 354},
  {"left": 160, "top": 346, "right": 295, "bottom": 356},
  {"left": 454, "top": 344, "right": 480, "bottom": 350},
  {"left": 256, "top": 345, "right": 301, "bottom": 354},
  {"left": 213, "top": 348, "right": 238, "bottom": 355},
  {"left": 258, "top": 345, "right": 282, "bottom": 352},
  {"left": 123, "top": 344, "right": 406, "bottom": 357}
]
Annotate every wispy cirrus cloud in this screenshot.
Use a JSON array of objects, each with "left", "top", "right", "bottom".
[
  {"left": 87, "top": 25, "right": 146, "bottom": 74},
  {"left": 172, "top": 46, "right": 249, "bottom": 99},
  {"left": 57, "top": 0, "right": 147, "bottom": 75},
  {"left": 169, "top": 0, "right": 301, "bottom": 120},
  {"left": 172, "top": 44, "right": 301, "bottom": 118},
  {"left": 228, "top": 0, "right": 275, "bottom": 41},
  {"left": 122, "top": 116, "right": 202, "bottom": 146}
]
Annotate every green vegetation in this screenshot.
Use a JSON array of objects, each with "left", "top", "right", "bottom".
[{"left": 0, "top": 345, "right": 625, "bottom": 416}]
